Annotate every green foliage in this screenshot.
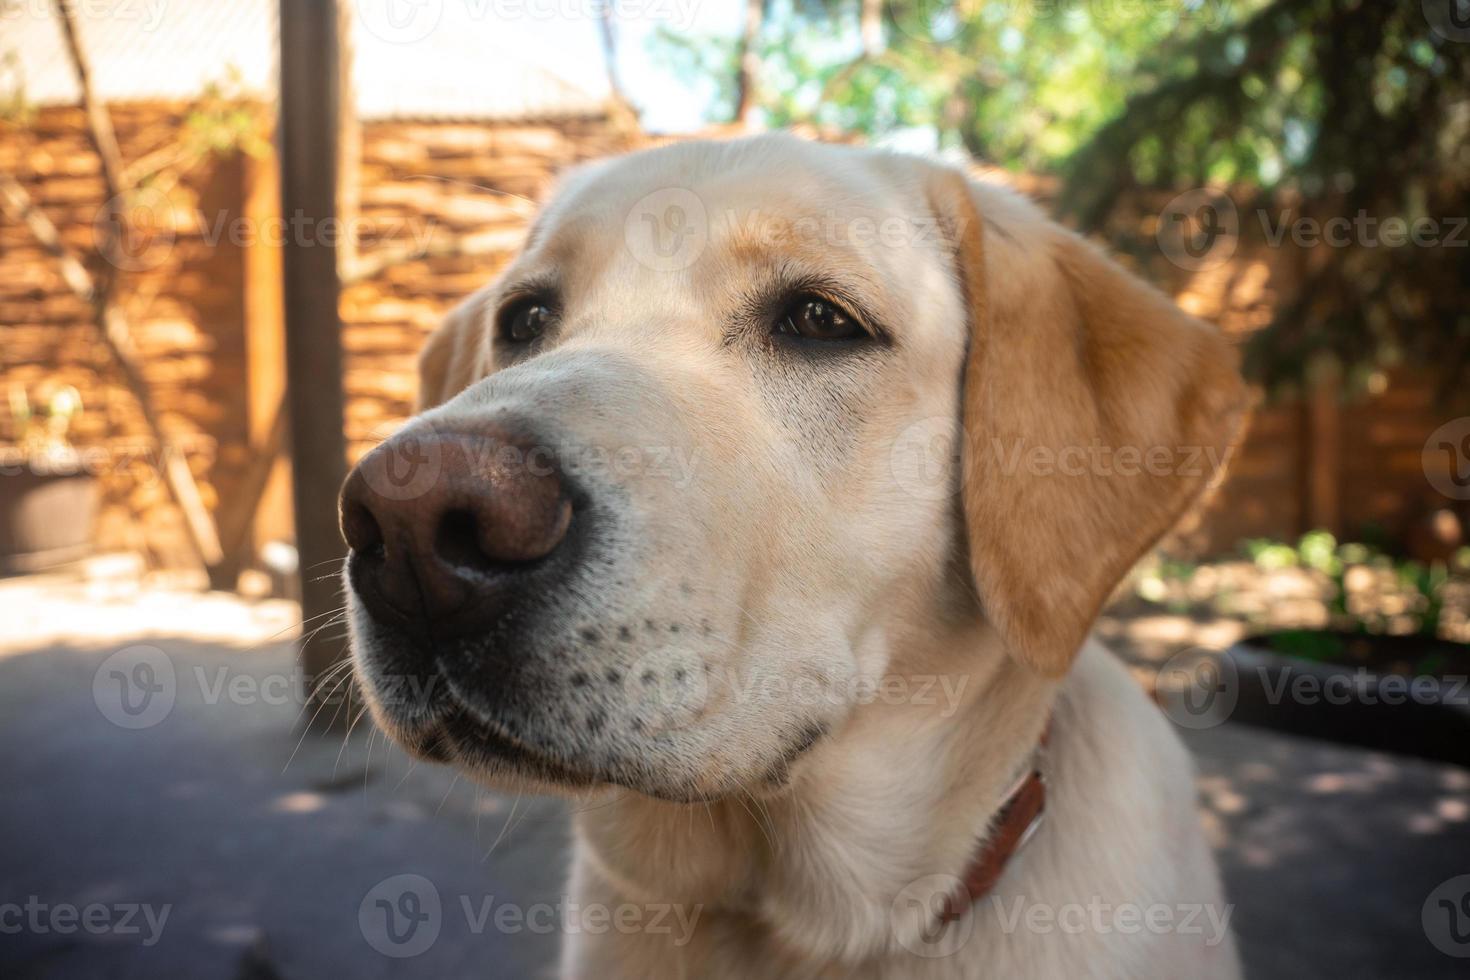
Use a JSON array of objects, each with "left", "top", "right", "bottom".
[
  {"left": 0, "top": 50, "right": 34, "bottom": 124},
  {"left": 1236, "top": 531, "right": 1457, "bottom": 638},
  {"left": 182, "top": 75, "right": 271, "bottom": 160},
  {"left": 1243, "top": 536, "right": 1299, "bottom": 570},
  {"left": 1262, "top": 627, "right": 1344, "bottom": 662},
  {"left": 9, "top": 385, "right": 82, "bottom": 454},
  {"left": 1133, "top": 553, "right": 1199, "bottom": 609},
  {"left": 648, "top": 0, "right": 1470, "bottom": 389}
]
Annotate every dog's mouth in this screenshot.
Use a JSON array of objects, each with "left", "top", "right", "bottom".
[
  {"left": 357, "top": 651, "right": 832, "bottom": 803},
  {"left": 373, "top": 675, "right": 603, "bottom": 790}
]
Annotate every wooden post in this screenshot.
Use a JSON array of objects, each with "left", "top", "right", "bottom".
[{"left": 280, "top": 0, "right": 349, "bottom": 725}]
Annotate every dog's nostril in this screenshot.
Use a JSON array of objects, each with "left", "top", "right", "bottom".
[
  {"left": 342, "top": 499, "right": 383, "bottom": 555},
  {"left": 434, "top": 508, "right": 499, "bottom": 573}
]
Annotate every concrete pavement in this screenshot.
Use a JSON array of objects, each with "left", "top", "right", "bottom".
[{"left": 1, "top": 573, "right": 1467, "bottom": 978}]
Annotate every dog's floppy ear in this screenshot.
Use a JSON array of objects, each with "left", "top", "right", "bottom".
[
  {"left": 926, "top": 169, "right": 1246, "bottom": 677},
  {"left": 415, "top": 298, "right": 489, "bottom": 412}
]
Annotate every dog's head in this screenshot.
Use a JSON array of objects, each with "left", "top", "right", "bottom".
[{"left": 342, "top": 134, "right": 1244, "bottom": 801}]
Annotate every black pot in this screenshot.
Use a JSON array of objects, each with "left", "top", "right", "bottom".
[{"left": 0, "top": 467, "right": 100, "bottom": 574}]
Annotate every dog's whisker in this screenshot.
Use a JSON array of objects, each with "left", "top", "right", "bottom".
[
  {"left": 434, "top": 772, "right": 463, "bottom": 818},
  {"left": 482, "top": 792, "right": 523, "bottom": 862},
  {"left": 279, "top": 659, "right": 359, "bottom": 774},
  {"left": 333, "top": 702, "right": 371, "bottom": 780}
]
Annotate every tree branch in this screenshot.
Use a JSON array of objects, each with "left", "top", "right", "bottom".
[
  {"left": 0, "top": 172, "right": 95, "bottom": 301},
  {"left": 733, "top": 0, "right": 765, "bottom": 127},
  {"left": 54, "top": 1, "right": 124, "bottom": 197},
  {"left": 43, "top": 0, "right": 225, "bottom": 569}
]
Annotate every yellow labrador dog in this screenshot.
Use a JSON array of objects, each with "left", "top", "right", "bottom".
[{"left": 341, "top": 134, "right": 1245, "bottom": 978}]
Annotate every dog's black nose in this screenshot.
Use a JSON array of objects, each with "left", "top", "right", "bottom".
[{"left": 339, "top": 424, "right": 572, "bottom": 634}]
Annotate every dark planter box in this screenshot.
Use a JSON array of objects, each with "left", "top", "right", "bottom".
[
  {"left": 1224, "top": 639, "right": 1470, "bottom": 768},
  {"left": 0, "top": 468, "right": 100, "bottom": 575}
]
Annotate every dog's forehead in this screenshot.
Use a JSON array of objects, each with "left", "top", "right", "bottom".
[
  {"left": 534, "top": 137, "right": 930, "bottom": 271},
  {"left": 565, "top": 136, "right": 907, "bottom": 219}
]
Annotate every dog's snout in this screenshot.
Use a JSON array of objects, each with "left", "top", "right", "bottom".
[{"left": 339, "top": 425, "right": 573, "bottom": 632}]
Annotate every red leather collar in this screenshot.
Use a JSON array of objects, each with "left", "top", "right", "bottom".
[{"left": 940, "top": 724, "right": 1050, "bottom": 921}]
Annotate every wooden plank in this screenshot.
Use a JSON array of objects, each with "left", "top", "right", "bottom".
[
  {"left": 1303, "top": 356, "right": 1342, "bottom": 536},
  {"left": 242, "top": 141, "right": 293, "bottom": 553}
]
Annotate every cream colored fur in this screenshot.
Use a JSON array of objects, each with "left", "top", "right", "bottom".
[{"left": 367, "top": 133, "right": 1244, "bottom": 979}]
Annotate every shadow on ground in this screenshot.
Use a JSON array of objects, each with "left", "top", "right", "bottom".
[
  {"left": 0, "top": 634, "right": 569, "bottom": 980},
  {"left": 2, "top": 576, "right": 1468, "bottom": 978}
]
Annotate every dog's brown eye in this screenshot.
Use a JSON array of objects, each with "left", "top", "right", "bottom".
[
  {"left": 500, "top": 300, "right": 553, "bottom": 343},
  {"left": 776, "top": 296, "right": 863, "bottom": 342}
]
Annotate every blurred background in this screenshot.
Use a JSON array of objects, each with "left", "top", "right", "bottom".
[{"left": 1, "top": 1, "right": 1468, "bottom": 977}]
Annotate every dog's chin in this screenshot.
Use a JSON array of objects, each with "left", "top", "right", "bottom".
[
  {"left": 359, "top": 670, "right": 830, "bottom": 805},
  {"left": 364, "top": 686, "right": 607, "bottom": 795}
]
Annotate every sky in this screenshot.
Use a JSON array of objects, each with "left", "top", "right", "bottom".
[
  {"left": 382, "top": 0, "right": 748, "bottom": 132},
  {"left": 1, "top": 0, "right": 744, "bottom": 131}
]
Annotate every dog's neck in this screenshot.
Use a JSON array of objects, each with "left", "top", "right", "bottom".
[{"left": 571, "top": 617, "right": 1057, "bottom": 964}]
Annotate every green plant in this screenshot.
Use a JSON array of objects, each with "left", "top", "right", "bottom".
[
  {"left": 1235, "top": 532, "right": 1463, "bottom": 640},
  {"left": 0, "top": 50, "right": 32, "bottom": 124},
  {"left": 1399, "top": 559, "right": 1450, "bottom": 638},
  {"left": 1244, "top": 537, "right": 1298, "bottom": 570},
  {"left": 1263, "top": 627, "right": 1346, "bottom": 663},
  {"left": 179, "top": 69, "right": 271, "bottom": 161},
  {"left": 1297, "top": 530, "right": 1340, "bottom": 574},
  {"left": 8, "top": 385, "right": 82, "bottom": 454}
]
